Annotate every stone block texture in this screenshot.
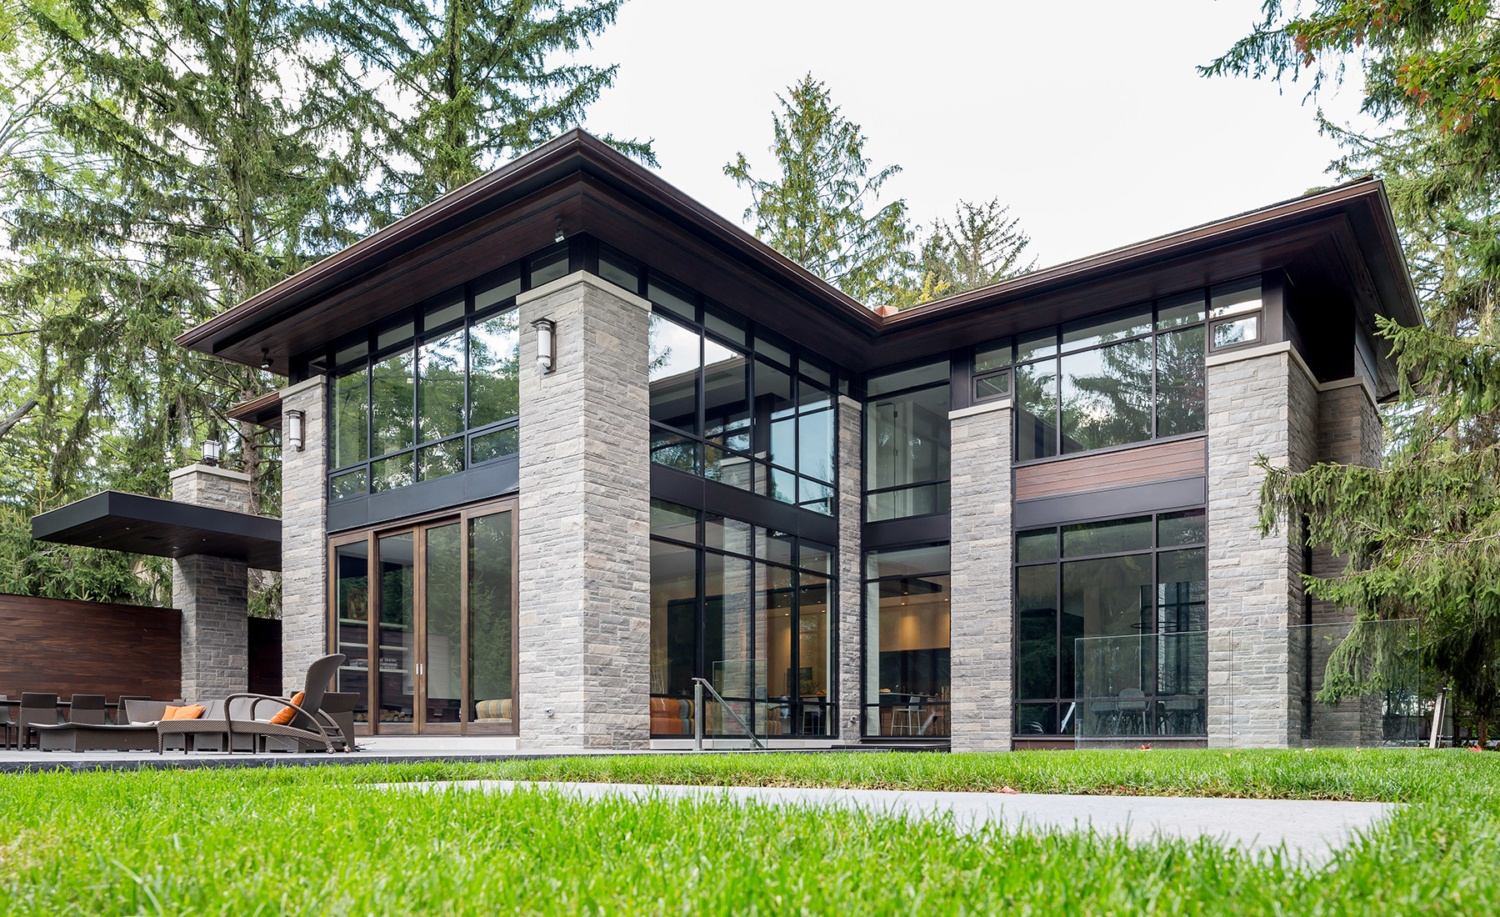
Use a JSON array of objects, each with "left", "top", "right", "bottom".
[
  {"left": 836, "top": 395, "right": 862, "bottom": 743},
  {"left": 517, "top": 273, "right": 652, "bottom": 749},
  {"left": 1308, "top": 381, "right": 1385, "bottom": 745},
  {"left": 170, "top": 465, "right": 253, "bottom": 699},
  {"left": 1205, "top": 350, "right": 1316, "bottom": 747},
  {"left": 948, "top": 403, "right": 1014, "bottom": 752},
  {"left": 279, "top": 377, "right": 329, "bottom": 693}
]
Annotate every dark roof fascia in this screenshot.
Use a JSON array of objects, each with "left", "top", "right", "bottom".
[
  {"left": 226, "top": 390, "right": 283, "bottom": 429},
  {"left": 31, "top": 490, "right": 282, "bottom": 570},
  {"left": 177, "top": 131, "right": 881, "bottom": 366},
  {"left": 179, "top": 131, "right": 1421, "bottom": 387},
  {"left": 882, "top": 178, "right": 1422, "bottom": 335}
]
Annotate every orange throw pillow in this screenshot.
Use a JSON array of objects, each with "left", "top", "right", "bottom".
[
  {"left": 162, "top": 704, "right": 205, "bottom": 720},
  {"left": 269, "top": 691, "right": 305, "bottom": 726}
]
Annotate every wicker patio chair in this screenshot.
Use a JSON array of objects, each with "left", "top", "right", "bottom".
[
  {"left": 114, "top": 695, "right": 149, "bottom": 725},
  {"left": 68, "top": 695, "right": 108, "bottom": 725},
  {"left": 18, "top": 693, "right": 59, "bottom": 749},
  {"left": 225, "top": 654, "right": 350, "bottom": 753},
  {"left": 0, "top": 696, "right": 17, "bottom": 749}
]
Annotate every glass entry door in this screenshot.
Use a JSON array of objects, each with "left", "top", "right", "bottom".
[{"left": 330, "top": 499, "right": 517, "bottom": 735}]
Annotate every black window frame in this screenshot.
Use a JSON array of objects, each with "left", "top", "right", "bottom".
[{"left": 1012, "top": 508, "right": 1208, "bottom": 739}]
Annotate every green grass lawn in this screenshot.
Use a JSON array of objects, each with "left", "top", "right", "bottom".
[{"left": 2, "top": 749, "right": 1496, "bottom": 914}]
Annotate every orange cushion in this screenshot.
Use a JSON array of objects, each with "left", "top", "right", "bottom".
[
  {"left": 162, "top": 704, "right": 205, "bottom": 720},
  {"left": 269, "top": 692, "right": 305, "bottom": 726}
]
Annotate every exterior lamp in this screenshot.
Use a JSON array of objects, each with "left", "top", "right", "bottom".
[
  {"left": 285, "top": 409, "right": 306, "bottom": 452},
  {"left": 532, "top": 318, "right": 556, "bottom": 374},
  {"left": 201, "top": 438, "right": 222, "bottom": 467}
]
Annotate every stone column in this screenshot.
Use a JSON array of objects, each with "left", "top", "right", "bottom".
[
  {"left": 170, "top": 464, "right": 252, "bottom": 699},
  {"left": 516, "top": 271, "right": 652, "bottom": 749},
  {"left": 836, "top": 394, "right": 863, "bottom": 744},
  {"left": 1205, "top": 344, "right": 1317, "bottom": 747},
  {"left": 948, "top": 399, "right": 1014, "bottom": 752},
  {"left": 1309, "top": 378, "right": 1385, "bottom": 745},
  {"left": 279, "top": 376, "right": 329, "bottom": 693}
]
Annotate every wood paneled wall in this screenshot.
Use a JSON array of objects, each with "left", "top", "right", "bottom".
[
  {"left": 0, "top": 593, "right": 181, "bottom": 701},
  {"left": 1015, "top": 438, "right": 1207, "bottom": 502}
]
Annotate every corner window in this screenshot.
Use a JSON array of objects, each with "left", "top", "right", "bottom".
[{"left": 647, "top": 278, "right": 838, "bottom": 516}]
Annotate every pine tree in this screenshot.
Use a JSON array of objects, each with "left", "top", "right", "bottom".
[
  {"left": 899, "top": 198, "right": 1035, "bottom": 307},
  {"left": 725, "top": 74, "right": 915, "bottom": 307},
  {"left": 307, "top": 0, "right": 654, "bottom": 218},
  {"left": 1208, "top": 1, "right": 1500, "bottom": 744}
]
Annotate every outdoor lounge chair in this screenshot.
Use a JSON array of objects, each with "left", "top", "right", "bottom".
[
  {"left": 225, "top": 653, "right": 350, "bottom": 753},
  {"left": 153, "top": 698, "right": 260, "bottom": 754}
]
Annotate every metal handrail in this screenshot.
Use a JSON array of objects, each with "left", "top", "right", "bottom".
[{"left": 691, "top": 677, "right": 766, "bottom": 751}]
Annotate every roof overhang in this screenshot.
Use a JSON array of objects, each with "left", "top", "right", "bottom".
[
  {"left": 178, "top": 130, "right": 1421, "bottom": 392},
  {"left": 32, "top": 491, "right": 282, "bottom": 571}
]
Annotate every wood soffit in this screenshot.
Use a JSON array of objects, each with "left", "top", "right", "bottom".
[{"left": 177, "top": 130, "right": 1422, "bottom": 379}]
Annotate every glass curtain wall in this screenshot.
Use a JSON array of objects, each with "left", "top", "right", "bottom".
[
  {"left": 644, "top": 275, "right": 838, "bottom": 516},
  {"left": 1014, "top": 509, "right": 1207, "bottom": 737},
  {"left": 326, "top": 260, "right": 534, "bottom": 501},
  {"left": 974, "top": 285, "right": 1227, "bottom": 461},
  {"left": 864, "top": 362, "right": 951, "bottom": 521},
  {"left": 863, "top": 544, "right": 951, "bottom": 737},
  {"left": 649, "top": 499, "right": 835, "bottom": 738}
]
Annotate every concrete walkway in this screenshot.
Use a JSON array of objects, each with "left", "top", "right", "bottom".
[{"left": 409, "top": 780, "right": 1396, "bottom": 864}]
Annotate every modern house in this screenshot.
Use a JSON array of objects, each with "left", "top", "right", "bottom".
[{"left": 169, "top": 130, "right": 1418, "bottom": 751}]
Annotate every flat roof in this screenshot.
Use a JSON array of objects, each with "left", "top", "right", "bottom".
[{"left": 32, "top": 491, "right": 282, "bottom": 571}]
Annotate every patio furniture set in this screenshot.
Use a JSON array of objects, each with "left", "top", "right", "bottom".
[{"left": 0, "top": 654, "right": 355, "bottom": 755}]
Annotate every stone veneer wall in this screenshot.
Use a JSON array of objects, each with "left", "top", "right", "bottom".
[
  {"left": 170, "top": 464, "right": 252, "bottom": 699},
  {"left": 1308, "top": 379, "right": 1385, "bottom": 744},
  {"left": 1205, "top": 344, "right": 1317, "bottom": 747},
  {"left": 836, "top": 395, "right": 863, "bottom": 743},
  {"left": 948, "top": 400, "right": 1014, "bottom": 752},
  {"left": 279, "top": 376, "right": 329, "bottom": 693},
  {"left": 516, "top": 272, "right": 651, "bottom": 749}
]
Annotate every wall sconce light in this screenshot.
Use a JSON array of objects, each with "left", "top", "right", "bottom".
[
  {"left": 201, "top": 439, "right": 222, "bottom": 467},
  {"left": 532, "top": 318, "right": 556, "bottom": 374},
  {"left": 260, "top": 348, "right": 273, "bottom": 370},
  {"left": 285, "top": 409, "right": 306, "bottom": 452},
  {"left": 553, "top": 218, "right": 566, "bottom": 244}
]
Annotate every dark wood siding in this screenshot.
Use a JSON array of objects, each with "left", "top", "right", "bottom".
[
  {"left": 0, "top": 593, "right": 181, "bottom": 701},
  {"left": 1015, "top": 438, "right": 1207, "bottom": 502}
]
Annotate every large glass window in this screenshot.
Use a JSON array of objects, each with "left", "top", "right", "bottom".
[
  {"left": 864, "top": 362, "right": 950, "bottom": 521},
  {"left": 650, "top": 500, "right": 836, "bottom": 738},
  {"left": 646, "top": 278, "right": 839, "bottom": 516},
  {"left": 863, "top": 543, "right": 950, "bottom": 737},
  {"left": 329, "top": 500, "right": 517, "bottom": 736},
  {"left": 983, "top": 283, "right": 1233, "bottom": 461},
  {"left": 328, "top": 266, "right": 529, "bottom": 501},
  {"left": 1014, "top": 509, "right": 1207, "bottom": 737}
]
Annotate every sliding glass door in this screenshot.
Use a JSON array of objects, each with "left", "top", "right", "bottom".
[{"left": 329, "top": 498, "right": 517, "bottom": 735}]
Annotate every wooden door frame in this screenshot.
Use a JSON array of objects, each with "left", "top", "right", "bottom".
[{"left": 327, "top": 495, "right": 519, "bottom": 737}]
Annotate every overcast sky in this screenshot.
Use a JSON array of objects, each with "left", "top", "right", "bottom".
[{"left": 575, "top": 0, "right": 1375, "bottom": 270}]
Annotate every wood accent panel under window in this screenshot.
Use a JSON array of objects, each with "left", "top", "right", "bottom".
[
  {"left": 0, "top": 594, "right": 181, "bottom": 700},
  {"left": 1015, "top": 438, "right": 1206, "bottom": 502}
]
